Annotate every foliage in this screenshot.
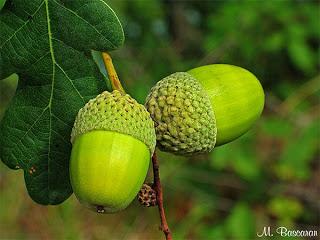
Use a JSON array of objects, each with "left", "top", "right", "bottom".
[{"left": 0, "top": 0, "right": 124, "bottom": 204}]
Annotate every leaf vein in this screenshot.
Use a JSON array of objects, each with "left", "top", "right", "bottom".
[
  {"left": 0, "top": 1, "right": 45, "bottom": 49},
  {"left": 52, "top": 0, "right": 116, "bottom": 49},
  {"left": 55, "top": 63, "right": 85, "bottom": 104}
]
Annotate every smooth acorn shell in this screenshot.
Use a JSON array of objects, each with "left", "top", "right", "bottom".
[
  {"left": 188, "top": 64, "right": 265, "bottom": 146},
  {"left": 70, "top": 130, "right": 150, "bottom": 213}
]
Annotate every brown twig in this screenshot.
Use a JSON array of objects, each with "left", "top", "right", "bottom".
[{"left": 152, "top": 152, "right": 172, "bottom": 240}]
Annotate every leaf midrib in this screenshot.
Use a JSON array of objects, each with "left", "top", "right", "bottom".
[
  {"left": 45, "top": 0, "right": 55, "bottom": 199},
  {"left": 44, "top": 0, "right": 86, "bottom": 201}
]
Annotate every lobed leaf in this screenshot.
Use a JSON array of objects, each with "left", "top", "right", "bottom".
[{"left": 0, "top": 0, "right": 124, "bottom": 204}]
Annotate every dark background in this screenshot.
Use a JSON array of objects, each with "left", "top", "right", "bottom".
[{"left": 0, "top": 0, "right": 319, "bottom": 239}]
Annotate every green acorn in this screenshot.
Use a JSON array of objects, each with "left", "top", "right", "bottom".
[
  {"left": 70, "top": 90, "right": 156, "bottom": 213},
  {"left": 145, "top": 64, "right": 264, "bottom": 155}
]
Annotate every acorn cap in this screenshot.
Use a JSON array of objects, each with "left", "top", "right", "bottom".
[
  {"left": 145, "top": 72, "right": 217, "bottom": 155},
  {"left": 71, "top": 90, "right": 156, "bottom": 154}
]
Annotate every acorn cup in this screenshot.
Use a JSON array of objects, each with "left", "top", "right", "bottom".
[
  {"left": 138, "top": 183, "right": 157, "bottom": 207},
  {"left": 145, "top": 64, "right": 265, "bottom": 155},
  {"left": 70, "top": 90, "right": 156, "bottom": 213}
]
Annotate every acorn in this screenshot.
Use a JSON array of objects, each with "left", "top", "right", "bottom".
[
  {"left": 70, "top": 90, "right": 156, "bottom": 213},
  {"left": 145, "top": 64, "right": 264, "bottom": 155}
]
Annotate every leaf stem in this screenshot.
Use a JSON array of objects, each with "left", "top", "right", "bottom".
[
  {"left": 152, "top": 152, "right": 172, "bottom": 240},
  {"left": 102, "top": 52, "right": 125, "bottom": 93}
]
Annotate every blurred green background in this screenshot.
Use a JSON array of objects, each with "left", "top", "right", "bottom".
[{"left": 0, "top": 0, "right": 319, "bottom": 239}]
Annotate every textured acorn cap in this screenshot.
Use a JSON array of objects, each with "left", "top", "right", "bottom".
[
  {"left": 71, "top": 90, "right": 156, "bottom": 154},
  {"left": 145, "top": 72, "right": 217, "bottom": 155},
  {"left": 138, "top": 183, "right": 157, "bottom": 207}
]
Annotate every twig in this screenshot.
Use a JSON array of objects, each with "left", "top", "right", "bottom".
[
  {"left": 152, "top": 152, "right": 172, "bottom": 240},
  {"left": 102, "top": 52, "right": 125, "bottom": 93}
]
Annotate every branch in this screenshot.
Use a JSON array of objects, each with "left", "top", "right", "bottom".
[{"left": 152, "top": 152, "right": 173, "bottom": 240}]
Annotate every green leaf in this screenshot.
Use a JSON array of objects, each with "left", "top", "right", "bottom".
[
  {"left": 0, "top": 0, "right": 124, "bottom": 205},
  {"left": 0, "top": 74, "right": 18, "bottom": 119},
  {"left": 0, "top": 0, "right": 6, "bottom": 11}
]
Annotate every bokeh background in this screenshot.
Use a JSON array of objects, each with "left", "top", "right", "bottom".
[{"left": 0, "top": 0, "right": 319, "bottom": 239}]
